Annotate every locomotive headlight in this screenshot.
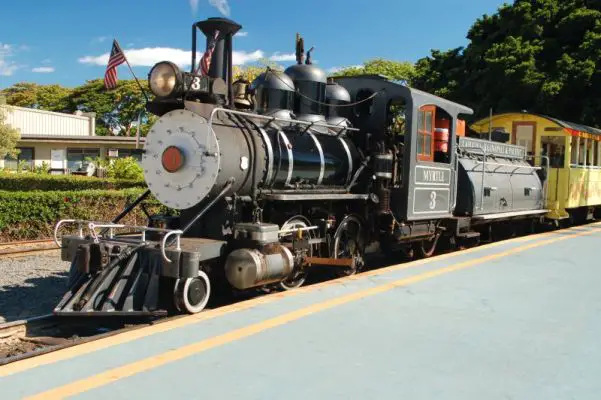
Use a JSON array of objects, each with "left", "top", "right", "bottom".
[{"left": 148, "top": 62, "right": 180, "bottom": 97}]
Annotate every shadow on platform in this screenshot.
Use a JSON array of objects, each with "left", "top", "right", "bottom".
[{"left": 0, "top": 272, "right": 68, "bottom": 323}]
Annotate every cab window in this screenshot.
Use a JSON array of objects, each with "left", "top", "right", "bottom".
[{"left": 417, "top": 105, "right": 434, "bottom": 162}]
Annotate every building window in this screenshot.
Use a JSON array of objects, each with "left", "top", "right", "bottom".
[
  {"left": 67, "top": 148, "right": 100, "bottom": 171},
  {"left": 417, "top": 105, "right": 434, "bottom": 162},
  {"left": 2, "top": 147, "right": 34, "bottom": 171},
  {"left": 115, "top": 148, "right": 142, "bottom": 162}
]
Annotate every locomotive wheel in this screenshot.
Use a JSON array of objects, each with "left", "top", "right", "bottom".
[
  {"left": 279, "top": 216, "right": 312, "bottom": 290},
  {"left": 174, "top": 270, "right": 211, "bottom": 314},
  {"left": 414, "top": 232, "right": 440, "bottom": 258},
  {"left": 332, "top": 215, "right": 366, "bottom": 276}
]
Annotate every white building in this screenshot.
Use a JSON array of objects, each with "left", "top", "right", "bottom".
[{"left": 1, "top": 105, "right": 144, "bottom": 173}]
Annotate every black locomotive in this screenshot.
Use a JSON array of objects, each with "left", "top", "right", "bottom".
[{"left": 53, "top": 17, "right": 546, "bottom": 315}]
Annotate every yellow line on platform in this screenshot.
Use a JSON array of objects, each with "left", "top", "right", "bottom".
[
  {"left": 23, "top": 223, "right": 601, "bottom": 399},
  {"left": 1, "top": 222, "right": 599, "bottom": 379}
]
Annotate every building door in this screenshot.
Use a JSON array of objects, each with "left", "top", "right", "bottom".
[
  {"left": 512, "top": 122, "right": 536, "bottom": 155},
  {"left": 51, "top": 149, "right": 65, "bottom": 170}
]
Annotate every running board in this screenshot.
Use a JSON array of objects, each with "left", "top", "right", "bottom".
[
  {"left": 304, "top": 257, "right": 355, "bottom": 267},
  {"left": 472, "top": 209, "right": 549, "bottom": 221}
]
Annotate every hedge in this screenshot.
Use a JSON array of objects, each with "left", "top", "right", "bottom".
[
  {"left": 0, "top": 189, "right": 168, "bottom": 241},
  {"left": 0, "top": 173, "right": 146, "bottom": 191}
]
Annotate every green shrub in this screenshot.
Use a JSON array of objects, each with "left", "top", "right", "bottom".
[
  {"left": 0, "top": 172, "right": 145, "bottom": 191},
  {"left": 33, "top": 161, "right": 51, "bottom": 175},
  {"left": 0, "top": 189, "right": 169, "bottom": 241},
  {"left": 107, "top": 157, "right": 144, "bottom": 180}
]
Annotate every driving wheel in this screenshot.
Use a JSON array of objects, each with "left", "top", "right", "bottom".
[{"left": 332, "top": 215, "right": 366, "bottom": 276}]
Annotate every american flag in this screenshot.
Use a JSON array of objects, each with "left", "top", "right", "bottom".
[
  {"left": 104, "top": 40, "right": 126, "bottom": 90},
  {"left": 198, "top": 31, "right": 220, "bottom": 76}
]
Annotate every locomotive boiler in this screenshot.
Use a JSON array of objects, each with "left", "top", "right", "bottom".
[{"left": 53, "top": 17, "right": 548, "bottom": 316}]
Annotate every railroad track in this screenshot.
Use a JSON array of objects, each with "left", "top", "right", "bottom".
[
  {"left": 0, "top": 313, "right": 180, "bottom": 366},
  {"left": 0, "top": 239, "right": 58, "bottom": 258}
]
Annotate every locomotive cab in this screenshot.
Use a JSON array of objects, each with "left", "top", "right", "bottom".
[{"left": 332, "top": 75, "right": 474, "bottom": 254}]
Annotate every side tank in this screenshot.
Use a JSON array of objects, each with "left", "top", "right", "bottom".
[{"left": 454, "top": 137, "right": 544, "bottom": 216}]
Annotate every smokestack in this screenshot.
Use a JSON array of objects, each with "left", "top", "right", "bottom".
[
  {"left": 196, "top": 18, "right": 242, "bottom": 81},
  {"left": 194, "top": 17, "right": 242, "bottom": 104}
]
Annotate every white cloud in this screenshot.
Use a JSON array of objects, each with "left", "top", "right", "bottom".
[
  {"left": 269, "top": 52, "right": 296, "bottom": 62},
  {"left": 234, "top": 50, "right": 264, "bottom": 65},
  {"left": 189, "top": 0, "right": 199, "bottom": 13},
  {"left": 209, "top": 0, "right": 230, "bottom": 16},
  {"left": 189, "top": 0, "right": 230, "bottom": 16},
  {"left": 0, "top": 43, "right": 19, "bottom": 76},
  {"left": 78, "top": 47, "right": 264, "bottom": 67},
  {"left": 236, "top": 31, "right": 249, "bottom": 37},
  {"left": 92, "top": 36, "right": 108, "bottom": 44},
  {"left": 32, "top": 66, "right": 55, "bottom": 73}
]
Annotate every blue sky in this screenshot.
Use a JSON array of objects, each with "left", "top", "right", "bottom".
[{"left": 0, "top": 0, "right": 507, "bottom": 89}]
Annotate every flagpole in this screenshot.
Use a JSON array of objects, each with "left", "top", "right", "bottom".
[
  {"left": 135, "top": 110, "right": 141, "bottom": 149},
  {"left": 114, "top": 40, "right": 150, "bottom": 103}
]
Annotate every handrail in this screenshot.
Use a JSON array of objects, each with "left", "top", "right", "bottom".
[
  {"left": 53, "top": 219, "right": 83, "bottom": 248},
  {"left": 207, "top": 107, "right": 359, "bottom": 136},
  {"left": 483, "top": 161, "right": 541, "bottom": 174},
  {"left": 452, "top": 151, "right": 459, "bottom": 210},
  {"left": 161, "top": 230, "right": 183, "bottom": 263},
  {"left": 53, "top": 219, "right": 185, "bottom": 263},
  {"left": 461, "top": 146, "right": 487, "bottom": 211},
  {"left": 278, "top": 225, "right": 319, "bottom": 235}
]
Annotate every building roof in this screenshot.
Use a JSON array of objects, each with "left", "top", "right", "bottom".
[
  {"left": 472, "top": 112, "right": 601, "bottom": 137},
  {"left": 539, "top": 115, "right": 601, "bottom": 136}
]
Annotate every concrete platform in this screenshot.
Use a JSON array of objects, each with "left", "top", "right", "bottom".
[{"left": 2, "top": 223, "right": 601, "bottom": 399}]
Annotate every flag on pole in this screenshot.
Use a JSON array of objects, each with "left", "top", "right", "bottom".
[
  {"left": 198, "top": 31, "right": 220, "bottom": 76},
  {"left": 104, "top": 40, "right": 126, "bottom": 89}
]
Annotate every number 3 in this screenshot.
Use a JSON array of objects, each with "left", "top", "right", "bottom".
[
  {"left": 429, "top": 191, "right": 437, "bottom": 210},
  {"left": 191, "top": 77, "right": 201, "bottom": 90}
]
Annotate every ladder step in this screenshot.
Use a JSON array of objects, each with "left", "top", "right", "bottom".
[{"left": 457, "top": 231, "right": 480, "bottom": 239}]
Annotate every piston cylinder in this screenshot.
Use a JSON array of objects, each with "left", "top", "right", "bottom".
[{"left": 224, "top": 245, "right": 294, "bottom": 290}]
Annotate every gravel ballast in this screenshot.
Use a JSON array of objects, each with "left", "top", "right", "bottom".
[{"left": 0, "top": 251, "right": 70, "bottom": 323}]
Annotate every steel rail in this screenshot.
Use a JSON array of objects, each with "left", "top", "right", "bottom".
[{"left": 0, "top": 314, "right": 183, "bottom": 367}]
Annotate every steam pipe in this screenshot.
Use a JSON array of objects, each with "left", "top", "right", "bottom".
[
  {"left": 233, "top": 114, "right": 259, "bottom": 205},
  {"left": 100, "top": 189, "right": 151, "bottom": 236},
  {"left": 170, "top": 179, "right": 235, "bottom": 246},
  {"left": 346, "top": 156, "right": 370, "bottom": 191}
]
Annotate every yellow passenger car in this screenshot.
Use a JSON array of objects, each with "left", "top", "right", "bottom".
[{"left": 470, "top": 112, "right": 601, "bottom": 223}]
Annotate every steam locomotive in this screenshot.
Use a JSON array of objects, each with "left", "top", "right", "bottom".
[{"left": 53, "top": 17, "right": 546, "bottom": 316}]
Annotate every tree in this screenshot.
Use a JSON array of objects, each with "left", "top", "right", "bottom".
[
  {"left": 1, "top": 82, "right": 73, "bottom": 112},
  {"left": 68, "top": 79, "right": 155, "bottom": 136},
  {"left": 330, "top": 58, "right": 415, "bottom": 84},
  {"left": 0, "top": 96, "right": 21, "bottom": 159},
  {"left": 233, "top": 58, "right": 284, "bottom": 82},
  {"left": 413, "top": 0, "right": 601, "bottom": 127}
]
